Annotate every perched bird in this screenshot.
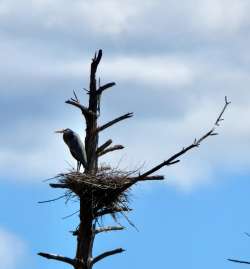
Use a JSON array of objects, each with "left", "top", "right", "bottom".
[{"left": 55, "top": 128, "right": 87, "bottom": 171}]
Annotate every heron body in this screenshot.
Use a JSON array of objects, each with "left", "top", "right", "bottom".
[{"left": 56, "top": 128, "right": 87, "bottom": 171}]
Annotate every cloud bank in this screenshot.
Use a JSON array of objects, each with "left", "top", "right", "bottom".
[{"left": 0, "top": 0, "right": 249, "bottom": 190}]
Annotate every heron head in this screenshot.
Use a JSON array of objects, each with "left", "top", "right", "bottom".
[{"left": 54, "top": 128, "right": 73, "bottom": 134}]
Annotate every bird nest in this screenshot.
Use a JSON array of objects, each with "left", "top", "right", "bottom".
[{"left": 51, "top": 166, "right": 136, "bottom": 215}]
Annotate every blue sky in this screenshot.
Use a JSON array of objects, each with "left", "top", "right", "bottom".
[{"left": 0, "top": 0, "right": 250, "bottom": 268}]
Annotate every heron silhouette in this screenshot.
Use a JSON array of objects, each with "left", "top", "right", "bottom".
[{"left": 55, "top": 128, "right": 87, "bottom": 171}]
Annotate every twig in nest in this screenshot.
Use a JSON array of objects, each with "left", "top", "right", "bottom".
[
  {"left": 38, "top": 195, "right": 66, "bottom": 204},
  {"left": 62, "top": 210, "right": 80, "bottom": 220}
]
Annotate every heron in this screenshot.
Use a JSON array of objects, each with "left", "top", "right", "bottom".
[{"left": 55, "top": 128, "right": 87, "bottom": 172}]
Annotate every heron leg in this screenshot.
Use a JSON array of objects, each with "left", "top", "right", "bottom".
[{"left": 77, "top": 161, "right": 80, "bottom": 172}]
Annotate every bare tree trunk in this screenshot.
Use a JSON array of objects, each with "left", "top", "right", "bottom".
[
  {"left": 74, "top": 202, "right": 91, "bottom": 269},
  {"left": 75, "top": 51, "right": 102, "bottom": 269}
]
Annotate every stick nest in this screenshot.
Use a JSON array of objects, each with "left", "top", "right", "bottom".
[{"left": 52, "top": 166, "right": 136, "bottom": 214}]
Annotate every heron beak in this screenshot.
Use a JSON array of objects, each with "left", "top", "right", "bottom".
[{"left": 55, "top": 129, "right": 65, "bottom": 134}]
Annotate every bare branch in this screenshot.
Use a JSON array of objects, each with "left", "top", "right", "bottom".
[
  {"left": 49, "top": 183, "right": 69, "bottom": 189},
  {"left": 228, "top": 258, "right": 250, "bottom": 264},
  {"left": 82, "top": 87, "right": 90, "bottom": 94},
  {"left": 97, "top": 112, "right": 133, "bottom": 133},
  {"left": 91, "top": 248, "right": 125, "bottom": 265},
  {"left": 65, "top": 99, "right": 96, "bottom": 117},
  {"left": 215, "top": 96, "right": 231, "bottom": 126},
  {"left": 38, "top": 252, "right": 77, "bottom": 266},
  {"left": 95, "top": 226, "right": 125, "bottom": 234},
  {"left": 95, "top": 207, "right": 132, "bottom": 218},
  {"left": 133, "top": 97, "right": 230, "bottom": 182},
  {"left": 73, "top": 90, "right": 79, "bottom": 102},
  {"left": 130, "top": 175, "right": 164, "bottom": 182},
  {"left": 98, "top": 145, "right": 124, "bottom": 157},
  {"left": 97, "top": 82, "right": 116, "bottom": 95},
  {"left": 96, "top": 139, "right": 113, "bottom": 154},
  {"left": 135, "top": 144, "right": 197, "bottom": 180}
]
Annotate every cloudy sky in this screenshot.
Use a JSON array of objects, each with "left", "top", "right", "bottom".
[{"left": 0, "top": 0, "right": 250, "bottom": 268}]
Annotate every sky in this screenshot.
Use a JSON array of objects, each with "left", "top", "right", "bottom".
[{"left": 0, "top": 0, "right": 250, "bottom": 268}]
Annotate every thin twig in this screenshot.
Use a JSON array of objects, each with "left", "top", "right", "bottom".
[
  {"left": 73, "top": 90, "right": 79, "bottom": 102},
  {"left": 97, "top": 112, "right": 133, "bottom": 133},
  {"left": 228, "top": 259, "right": 250, "bottom": 264},
  {"left": 62, "top": 210, "right": 80, "bottom": 220},
  {"left": 215, "top": 96, "right": 231, "bottom": 126},
  {"left": 120, "top": 210, "right": 139, "bottom": 231},
  {"left": 38, "top": 195, "right": 66, "bottom": 204}
]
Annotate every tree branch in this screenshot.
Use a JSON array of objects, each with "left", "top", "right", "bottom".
[
  {"left": 96, "top": 139, "right": 113, "bottom": 154},
  {"left": 228, "top": 259, "right": 250, "bottom": 264},
  {"left": 97, "top": 112, "right": 133, "bottom": 133},
  {"left": 97, "top": 82, "right": 116, "bottom": 95},
  {"left": 215, "top": 96, "right": 231, "bottom": 126},
  {"left": 129, "top": 175, "right": 164, "bottom": 182},
  {"left": 132, "top": 97, "right": 230, "bottom": 182},
  {"left": 95, "top": 226, "right": 125, "bottom": 234},
  {"left": 95, "top": 207, "right": 132, "bottom": 218},
  {"left": 91, "top": 248, "right": 125, "bottom": 265},
  {"left": 98, "top": 145, "right": 124, "bottom": 157},
  {"left": 49, "top": 183, "right": 69, "bottom": 189},
  {"left": 65, "top": 99, "right": 96, "bottom": 118},
  {"left": 38, "top": 252, "right": 77, "bottom": 266}
]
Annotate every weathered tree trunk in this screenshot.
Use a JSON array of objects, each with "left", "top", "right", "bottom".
[
  {"left": 75, "top": 202, "right": 93, "bottom": 269},
  {"left": 75, "top": 51, "right": 102, "bottom": 269}
]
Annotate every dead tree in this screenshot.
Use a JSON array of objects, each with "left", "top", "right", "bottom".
[{"left": 38, "top": 50, "right": 230, "bottom": 269}]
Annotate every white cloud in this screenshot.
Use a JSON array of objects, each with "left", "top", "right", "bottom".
[
  {"left": 61, "top": 55, "right": 195, "bottom": 87},
  {"left": 102, "top": 56, "right": 195, "bottom": 87},
  {"left": 2, "top": 0, "right": 250, "bottom": 42},
  {"left": 0, "top": 0, "right": 153, "bottom": 35},
  {"left": 0, "top": 42, "right": 195, "bottom": 93},
  {"left": 0, "top": 227, "right": 26, "bottom": 269},
  {"left": 192, "top": 0, "right": 249, "bottom": 34},
  {"left": 0, "top": 0, "right": 250, "bottom": 191}
]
